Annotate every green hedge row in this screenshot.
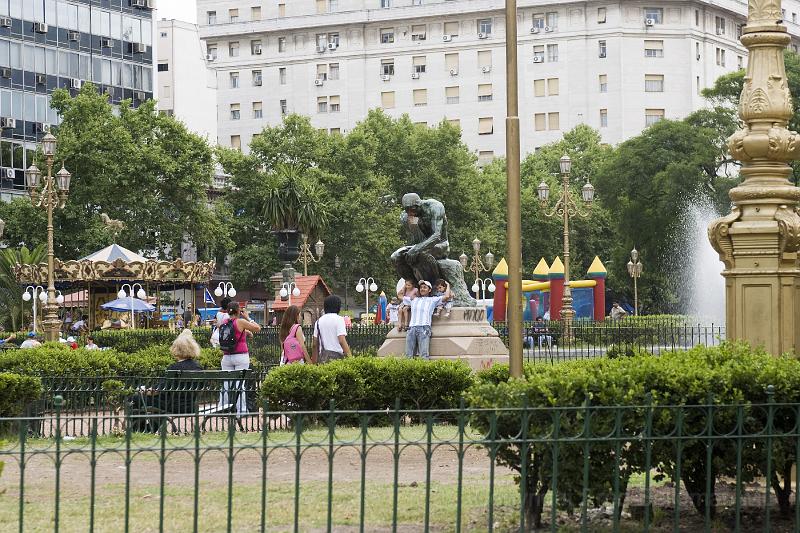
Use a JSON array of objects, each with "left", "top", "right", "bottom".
[
  {"left": 261, "top": 357, "right": 473, "bottom": 415},
  {"left": 90, "top": 328, "right": 213, "bottom": 353},
  {"left": 468, "top": 342, "right": 800, "bottom": 525},
  {"left": 0, "top": 372, "right": 42, "bottom": 417}
]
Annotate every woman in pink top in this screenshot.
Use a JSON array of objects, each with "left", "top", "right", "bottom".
[{"left": 219, "top": 301, "right": 261, "bottom": 414}]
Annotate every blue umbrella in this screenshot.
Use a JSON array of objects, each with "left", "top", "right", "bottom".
[{"left": 100, "top": 297, "right": 155, "bottom": 312}]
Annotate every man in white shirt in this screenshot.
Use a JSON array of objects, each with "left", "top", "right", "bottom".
[
  {"left": 405, "top": 280, "right": 451, "bottom": 359},
  {"left": 20, "top": 332, "right": 41, "bottom": 349},
  {"left": 312, "top": 295, "right": 352, "bottom": 363}
]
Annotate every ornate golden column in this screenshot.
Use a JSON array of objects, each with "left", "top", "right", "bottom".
[{"left": 709, "top": 0, "right": 800, "bottom": 355}]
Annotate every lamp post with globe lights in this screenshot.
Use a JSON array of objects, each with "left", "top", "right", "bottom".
[
  {"left": 214, "top": 282, "right": 236, "bottom": 299},
  {"left": 472, "top": 277, "right": 496, "bottom": 302},
  {"left": 537, "top": 155, "right": 595, "bottom": 339},
  {"left": 627, "top": 248, "right": 643, "bottom": 316},
  {"left": 355, "top": 277, "right": 378, "bottom": 324},
  {"left": 25, "top": 133, "right": 72, "bottom": 341},
  {"left": 117, "top": 283, "right": 147, "bottom": 330},
  {"left": 459, "top": 238, "right": 494, "bottom": 296},
  {"left": 280, "top": 282, "right": 301, "bottom": 307},
  {"left": 22, "top": 285, "right": 59, "bottom": 333},
  {"left": 295, "top": 235, "right": 324, "bottom": 276}
]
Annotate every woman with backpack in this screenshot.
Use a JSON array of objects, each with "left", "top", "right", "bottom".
[
  {"left": 217, "top": 301, "right": 261, "bottom": 414},
  {"left": 279, "top": 305, "right": 311, "bottom": 365}
]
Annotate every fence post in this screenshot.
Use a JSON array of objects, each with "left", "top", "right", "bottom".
[
  {"left": 643, "top": 392, "right": 653, "bottom": 532},
  {"left": 328, "top": 399, "right": 336, "bottom": 533},
  {"left": 392, "top": 397, "right": 401, "bottom": 533},
  {"left": 765, "top": 385, "right": 775, "bottom": 531},
  {"left": 53, "top": 395, "right": 63, "bottom": 533},
  {"left": 580, "top": 394, "right": 591, "bottom": 532},
  {"left": 260, "top": 399, "right": 269, "bottom": 533}
]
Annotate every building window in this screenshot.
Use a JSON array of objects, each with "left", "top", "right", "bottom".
[
  {"left": 548, "top": 112, "right": 560, "bottom": 130},
  {"left": 737, "top": 55, "right": 743, "bottom": 69},
  {"left": 534, "top": 45, "right": 545, "bottom": 62},
  {"left": 381, "top": 59, "right": 395, "bottom": 76},
  {"left": 445, "top": 53, "right": 459, "bottom": 73},
  {"left": 381, "top": 91, "right": 395, "bottom": 109},
  {"left": 253, "top": 101, "right": 263, "bottom": 118},
  {"left": 696, "top": 42, "right": 700, "bottom": 60},
  {"left": 715, "top": 16, "right": 726, "bottom": 35},
  {"left": 478, "top": 83, "right": 493, "bottom": 101},
  {"left": 478, "top": 18, "right": 492, "bottom": 34},
  {"left": 697, "top": 76, "right": 701, "bottom": 95},
  {"left": 329, "top": 0, "right": 339, "bottom": 12},
  {"left": 252, "top": 70, "right": 262, "bottom": 86},
  {"left": 316, "top": 0, "right": 327, "bottom": 14},
  {"left": 230, "top": 103, "right": 240, "bottom": 120},
  {"left": 279, "top": 67, "right": 287, "bottom": 84},
  {"left": 695, "top": 10, "right": 700, "bottom": 26},
  {"left": 252, "top": 6, "right": 262, "bottom": 20},
  {"left": 207, "top": 11, "right": 216, "bottom": 24},
  {"left": 207, "top": 45, "right": 218, "bottom": 59},
  {"left": 157, "top": 63, "right": 168, "bottom": 72},
  {"left": 645, "top": 108, "right": 665, "bottom": 126},
  {"left": 381, "top": 0, "right": 391, "bottom": 7},
  {"left": 736, "top": 24, "right": 743, "bottom": 39},
  {"left": 645, "top": 74, "right": 664, "bottom": 92},
  {"left": 599, "top": 74, "right": 608, "bottom": 93},
  {"left": 330, "top": 127, "right": 341, "bottom": 134},
  {"left": 600, "top": 109, "right": 608, "bottom": 127},
  {"left": 278, "top": 4, "right": 286, "bottom": 17},
  {"left": 444, "top": 21, "right": 459, "bottom": 37},
  {"left": 716, "top": 47, "right": 726, "bottom": 66},
  {"left": 478, "top": 117, "right": 493, "bottom": 135},
  {"left": 446, "top": 86, "right": 459, "bottom": 104},
  {"left": 546, "top": 12, "right": 558, "bottom": 28},
  {"left": 280, "top": 99, "right": 288, "bottom": 115},
  {"left": 329, "top": 63, "right": 340, "bottom": 80},
  {"left": 318, "top": 96, "right": 328, "bottom": 113},
  {"left": 478, "top": 151, "right": 494, "bottom": 165},
  {"left": 251, "top": 40, "right": 262, "bottom": 54},
  {"left": 412, "top": 24, "right": 427, "bottom": 41},
  {"left": 598, "top": 40, "right": 607, "bottom": 58},
  {"left": 534, "top": 113, "right": 546, "bottom": 130},
  {"left": 230, "top": 72, "right": 239, "bottom": 88},
  {"left": 160, "top": 32, "right": 168, "bottom": 38},
  {"left": 229, "top": 42, "right": 239, "bottom": 57},
  {"left": 533, "top": 13, "right": 545, "bottom": 29},
  {"left": 447, "top": 118, "right": 460, "bottom": 127},
  {"left": 478, "top": 50, "right": 492, "bottom": 70},
  {"left": 597, "top": 7, "right": 607, "bottom": 23},
  {"left": 645, "top": 40, "right": 664, "bottom": 58},
  {"left": 644, "top": 7, "right": 663, "bottom": 24},
  {"left": 547, "top": 44, "right": 559, "bottom": 62},
  {"left": 231, "top": 135, "right": 241, "bottom": 150},
  {"left": 316, "top": 64, "right": 328, "bottom": 80},
  {"left": 413, "top": 0, "right": 423, "bottom": 5},
  {"left": 413, "top": 56, "right": 426, "bottom": 74},
  {"left": 278, "top": 37, "right": 287, "bottom": 52},
  {"left": 330, "top": 95, "right": 340, "bottom": 112},
  {"left": 380, "top": 28, "right": 395, "bottom": 43},
  {"left": 229, "top": 8, "right": 239, "bottom": 22},
  {"left": 547, "top": 78, "right": 559, "bottom": 95},
  {"left": 413, "top": 88, "right": 427, "bottom": 106},
  {"left": 534, "top": 79, "right": 545, "bottom": 97}
]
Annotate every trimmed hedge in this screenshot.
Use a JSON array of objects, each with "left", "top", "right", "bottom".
[
  {"left": 261, "top": 357, "right": 474, "bottom": 414},
  {"left": 90, "top": 328, "right": 213, "bottom": 353},
  {"left": 0, "top": 372, "right": 42, "bottom": 417},
  {"left": 468, "top": 342, "right": 800, "bottom": 526}
]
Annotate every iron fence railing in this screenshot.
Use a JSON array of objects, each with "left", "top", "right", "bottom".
[{"left": 0, "top": 397, "right": 796, "bottom": 532}]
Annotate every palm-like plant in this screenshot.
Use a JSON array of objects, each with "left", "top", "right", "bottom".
[
  {"left": 0, "top": 245, "right": 46, "bottom": 331},
  {"left": 262, "top": 163, "right": 329, "bottom": 236}
]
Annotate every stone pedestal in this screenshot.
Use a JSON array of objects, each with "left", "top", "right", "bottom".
[{"left": 378, "top": 307, "right": 509, "bottom": 371}]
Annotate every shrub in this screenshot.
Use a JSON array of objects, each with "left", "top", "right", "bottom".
[
  {"left": 91, "top": 328, "right": 213, "bottom": 353},
  {"left": 0, "top": 372, "right": 41, "bottom": 417}
]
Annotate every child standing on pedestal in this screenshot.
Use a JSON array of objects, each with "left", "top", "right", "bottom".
[
  {"left": 432, "top": 279, "right": 453, "bottom": 318},
  {"left": 396, "top": 279, "right": 418, "bottom": 332}
]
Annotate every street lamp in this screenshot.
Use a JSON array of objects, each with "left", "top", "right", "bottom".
[
  {"left": 25, "top": 132, "right": 72, "bottom": 342},
  {"left": 537, "top": 155, "right": 595, "bottom": 339},
  {"left": 280, "top": 282, "right": 301, "bottom": 307},
  {"left": 627, "top": 247, "right": 643, "bottom": 316},
  {"left": 214, "top": 282, "right": 236, "bottom": 298},
  {"left": 22, "top": 285, "right": 46, "bottom": 332},
  {"left": 117, "top": 283, "right": 147, "bottom": 330},
  {"left": 355, "top": 277, "right": 378, "bottom": 324},
  {"left": 458, "top": 238, "right": 494, "bottom": 295},
  {"left": 471, "top": 277, "right": 496, "bottom": 301},
  {"left": 295, "top": 235, "right": 324, "bottom": 276}
]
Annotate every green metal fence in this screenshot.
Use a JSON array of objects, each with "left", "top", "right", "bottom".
[{"left": 1, "top": 396, "right": 797, "bottom": 532}]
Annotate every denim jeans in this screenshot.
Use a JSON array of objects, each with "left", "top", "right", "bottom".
[
  {"left": 405, "top": 325, "right": 432, "bottom": 359},
  {"left": 219, "top": 353, "right": 250, "bottom": 414}
]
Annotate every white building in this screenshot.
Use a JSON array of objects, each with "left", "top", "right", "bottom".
[
  {"left": 194, "top": 0, "right": 800, "bottom": 159},
  {"left": 157, "top": 19, "right": 218, "bottom": 141}
]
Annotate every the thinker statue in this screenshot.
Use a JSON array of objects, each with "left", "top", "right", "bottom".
[{"left": 390, "top": 193, "right": 476, "bottom": 307}]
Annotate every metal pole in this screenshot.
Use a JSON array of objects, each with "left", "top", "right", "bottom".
[
  {"left": 561, "top": 171, "right": 574, "bottom": 339},
  {"left": 633, "top": 275, "right": 638, "bottom": 316},
  {"left": 42, "top": 163, "right": 60, "bottom": 342},
  {"left": 505, "top": 0, "right": 523, "bottom": 378}
]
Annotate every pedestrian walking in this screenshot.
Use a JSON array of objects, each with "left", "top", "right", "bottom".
[
  {"left": 217, "top": 301, "right": 261, "bottom": 414},
  {"left": 280, "top": 305, "right": 311, "bottom": 365},
  {"left": 312, "top": 295, "right": 352, "bottom": 363}
]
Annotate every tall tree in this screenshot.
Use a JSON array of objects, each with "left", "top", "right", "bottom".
[{"left": 0, "top": 245, "right": 46, "bottom": 331}]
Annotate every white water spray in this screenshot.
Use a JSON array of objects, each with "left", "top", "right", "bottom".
[{"left": 683, "top": 203, "right": 726, "bottom": 324}]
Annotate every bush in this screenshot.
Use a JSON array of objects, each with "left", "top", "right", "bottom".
[
  {"left": 468, "top": 342, "right": 800, "bottom": 526},
  {"left": 0, "top": 372, "right": 41, "bottom": 417},
  {"left": 91, "top": 328, "right": 213, "bottom": 353},
  {"left": 261, "top": 357, "right": 474, "bottom": 415}
]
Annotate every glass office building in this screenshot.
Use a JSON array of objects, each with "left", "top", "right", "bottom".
[{"left": 0, "top": 0, "right": 154, "bottom": 195}]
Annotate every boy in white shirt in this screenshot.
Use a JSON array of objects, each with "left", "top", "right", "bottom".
[{"left": 405, "top": 280, "right": 451, "bottom": 359}]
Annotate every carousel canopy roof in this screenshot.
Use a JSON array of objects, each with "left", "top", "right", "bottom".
[{"left": 80, "top": 244, "right": 147, "bottom": 263}]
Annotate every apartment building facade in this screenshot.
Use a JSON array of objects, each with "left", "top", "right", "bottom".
[
  {"left": 196, "top": 0, "right": 800, "bottom": 160},
  {"left": 0, "top": 0, "right": 155, "bottom": 198}
]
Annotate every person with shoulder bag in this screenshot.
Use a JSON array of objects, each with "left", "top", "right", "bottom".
[
  {"left": 280, "top": 305, "right": 311, "bottom": 365},
  {"left": 210, "top": 297, "right": 231, "bottom": 348},
  {"left": 216, "top": 301, "right": 261, "bottom": 414},
  {"left": 312, "top": 295, "right": 352, "bottom": 363}
]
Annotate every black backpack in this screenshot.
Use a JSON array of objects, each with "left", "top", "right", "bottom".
[{"left": 218, "top": 318, "right": 240, "bottom": 353}]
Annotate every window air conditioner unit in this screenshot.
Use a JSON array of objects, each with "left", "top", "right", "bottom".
[
  {"left": 327, "top": 42, "right": 337, "bottom": 50},
  {"left": 442, "top": 35, "right": 452, "bottom": 42},
  {"left": 381, "top": 74, "right": 391, "bottom": 81},
  {"left": 135, "top": 91, "right": 146, "bottom": 100},
  {"left": 35, "top": 74, "right": 46, "bottom": 85},
  {"left": 530, "top": 27, "right": 539, "bottom": 34},
  {"left": 0, "top": 17, "right": 11, "bottom": 28},
  {"left": 146, "top": 0, "right": 156, "bottom": 8},
  {"left": 101, "top": 38, "right": 113, "bottom": 48},
  {"left": 205, "top": 54, "right": 215, "bottom": 61},
  {"left": 34, "top": 22, "right": 48, "bottom": 34},
  {"left": 133, "top": 42, "right": 146, "bottom": 53},
  {"left": 544, "top": 26, "right": 553, "bottom": 32},
  {"left": 253, "top": 45, "right": 262, "bottom": 54},
  {"left": 68, "top": 31, "right": 80, "bottom": 41},
  {"left": 645, "top": 18, "right": 655, "bottom": 26},
  {"left": 449, "top": 68, "right": 458, "bottom": 76},
  {"left": 599, "top": 51, "right": 607, "bottom": 58},
  {"left": 314, "top": 78, "right": 324, "bottom": 86},
  {"left": 3, "top": 167, "right": 13, "bottom": 180},
  {"left": 533, "top": 56, "right": 543, "bottom": 63},
  {"left": 132, "top": 0, "right": 147, "bottom": 7},
  {"left": 1, "top": 117, "right": 16, "bottom": 129},
  {"left": 0, "top": 68, "right": 10, "bottom": 78},
  {"left": 38, "top": 123, "right": 51, "bottom": 134},
  {"left": 411, "top": 72, "right": 419, "bottom": 79},
  {"left": 316, "top": 46, "right": 326, "bottom": 53},
  {"left": 478, "top": 32, "right": 488, "bottom": 39},
  {"left": 481, "top": 66, "right": 491, "bottom": 73},
  {"left": 70, "top": 78, "right": 82, "bottom": 89}
]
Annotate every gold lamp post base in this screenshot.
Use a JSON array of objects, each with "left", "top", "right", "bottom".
[
  {"left": 709, "top": 4, "right": 800, "bottom": 356},
  {"left": 42, "top": 303, "right": 62, "bottom": 342}
]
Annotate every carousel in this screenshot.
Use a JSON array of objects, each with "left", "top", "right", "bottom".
[{"left": 13, "top": 243, "right": 215, "bottom": 330}]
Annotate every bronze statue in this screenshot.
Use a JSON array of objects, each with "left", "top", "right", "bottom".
[{"left": 391, "top": 193, "right": 476, "bottom": 306}]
